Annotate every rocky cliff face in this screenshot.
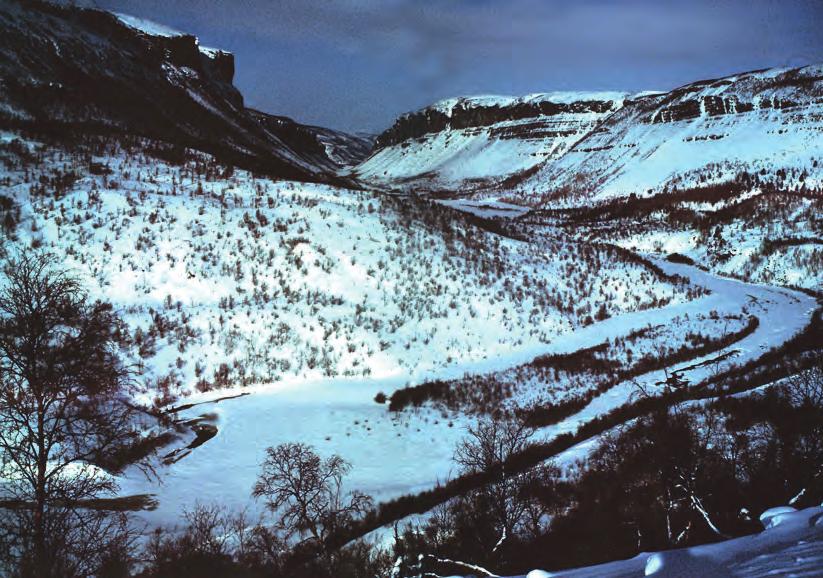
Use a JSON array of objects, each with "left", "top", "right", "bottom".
[
  {"left": 0, "top": 0, "right": 371, "bottom": 182},
  {"left": 376, "top": 96, "right": 621, "bottom": 148},
  {"left": 351, "top": 92, "right": 627, "bottom": 194}
]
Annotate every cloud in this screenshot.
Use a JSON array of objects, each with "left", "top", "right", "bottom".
[{"left": 89, "top": 0, "right": 823, "bottom": 131}]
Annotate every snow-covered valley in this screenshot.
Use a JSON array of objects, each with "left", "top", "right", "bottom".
[
  {"left": 0, "top": 3, "right": 821, "bottom": 577},
  {"left": 1, "top": 113, "right": 820, "bottom": 578},
  {"left": 0, "top": 132, "right": 697, "bottom": 402},
  {"left": 117, "top": 258, "right": 816, "bottom": 531}
]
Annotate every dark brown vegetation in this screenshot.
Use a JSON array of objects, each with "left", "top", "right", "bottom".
[
  {"left": 389, "top": 315, "right": 759, "bottom": 419},
  {"left": 136, "top": 445, "right": 389, "bottom": 578},
  {"left": 335, "top": 306, "right": 820, "bottom": 554},
  {"left": 391, "top": 344, "right": 823, "bottom": 576},
  {"left": 536, "top": 176, "right": 823, "bottom": 296}
]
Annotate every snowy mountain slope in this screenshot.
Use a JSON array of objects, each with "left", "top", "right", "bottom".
[
  {"left": 0, "top": 130, "right": 695, "bottom": 406},
  {"left": 512, "top": 64, "right": 823, "bottom": 207},
  {"left": 352, "top": 64, "right": 823, "bottom": 207},
  {"left": 349, "top": 92, "right": 627, "bottom": 194},
  {"left": 0, "top": 0, "right": 372, "bottom": 182}
]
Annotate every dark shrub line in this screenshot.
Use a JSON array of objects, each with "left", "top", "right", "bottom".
[
  {"left": 332, "top": 308, "right": 817, "bottom": 550},
  {"left": 760, "top": 236, "right": 823, "bottom": 255},
  {"left": 539, "top": 176, "right": 821, "bottom": 225},
  {"left": 389, "top": 316, "right": 759, "bottom": 420},
  {"left": 666, "top": 252, "right": 696, "bottom": 265}
]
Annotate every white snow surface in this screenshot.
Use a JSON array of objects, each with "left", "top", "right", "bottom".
[
  {"left": 581, "top": 193, "right": 822, "bottom": 292},
  {"left": 759, "top": 506, "right": 799, "bottom": 530},
  {"left": 436, "top": 198, "right": 531, "bottom": 219},
  {"left": 511, "top": 505, "right": 823, "bottom": 577}
]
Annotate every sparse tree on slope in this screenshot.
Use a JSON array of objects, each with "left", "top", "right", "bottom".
[
  {"left": 252, "top": 443, "right": 372, "bottom": 554},
  {"left": 454, "top": 416, "right": 537, "bottom": 555}
]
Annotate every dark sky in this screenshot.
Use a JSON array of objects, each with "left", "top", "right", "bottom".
[{"left": 87, "top": 0, "right": 823, "bottom": 134}]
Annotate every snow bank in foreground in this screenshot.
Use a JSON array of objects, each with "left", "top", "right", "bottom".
[
  {"left": 515, "top": 505, "right": 823, "bottom": 578},
  {"left": 759, "top": 506, "right": 799, "bottom": 530}
]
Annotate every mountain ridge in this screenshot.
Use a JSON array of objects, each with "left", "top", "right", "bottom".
[
  {"left": 515, "top": 62, "right": 823, "bottom": 206},
  {"left": 0, "top": 0, "right": 372, "bottom": 183}
]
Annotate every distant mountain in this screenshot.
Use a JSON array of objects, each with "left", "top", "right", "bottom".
[
  {"left": 0, "top": 0, "right": 372, "bottom": 182},
  {"left": 348, "top": 92, "right": 628, "bottom": 194},
  {"left": 352, "top": 65, "right": 823, "bottom": 206}
]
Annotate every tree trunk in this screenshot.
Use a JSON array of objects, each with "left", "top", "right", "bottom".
[{"left": 34, "top": 402, "right": 47, "bottom": 578}]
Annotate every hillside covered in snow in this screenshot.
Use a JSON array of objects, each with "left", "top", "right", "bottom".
[
  {"left": 349, "top": 92, "right": 627, "bottom": 194},
  {"left": 0, "top": 130, "right": 697, "bottom": 406},
  {"left": 353, "top": 64, "right": 823, "bottom": 210},
  {"left": 515, "top": 64, "right": 823, "bottom": 207}
]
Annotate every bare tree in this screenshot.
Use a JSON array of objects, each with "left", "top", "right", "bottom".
[
  {"left": 454, "top": 416, "right": 544, "bottom": 557},
  {"left": 785, "top": 352, "right": 823, "bottom": 408},
  {"left": 0, "top": 251, "right": 146, "bottom": 578},
  {"left": 252, "top": 443, "right": 372, "bottom": 551},
  {"left": 142, "top": 503, "right": 280, "bottom": 578},
  {"left": 785, "top": 350, "right": 823, "bottom": 505}
]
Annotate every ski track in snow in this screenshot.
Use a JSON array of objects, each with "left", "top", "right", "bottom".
[{"left": 120, "top": 258, "right": 817, "bottom": 534}]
